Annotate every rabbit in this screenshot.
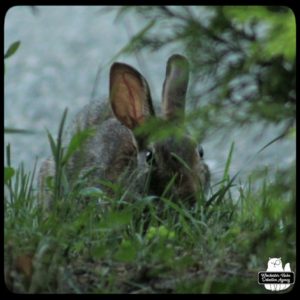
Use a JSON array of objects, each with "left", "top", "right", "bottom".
[{"left": 38, "top": 54, "right": 210, "bottom": 210}]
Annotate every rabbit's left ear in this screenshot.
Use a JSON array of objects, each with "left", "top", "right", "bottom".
[{"left": 162, "top": 54, "right": 189, "bottom": 120}]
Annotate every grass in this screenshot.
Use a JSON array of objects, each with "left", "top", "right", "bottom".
[{"left": 4, "top": 114, "right": 296, "bottom": 294}]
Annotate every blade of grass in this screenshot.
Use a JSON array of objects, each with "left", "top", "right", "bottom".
[
  {"left": 56, "top": 108, "right": 68, "bottom": 156},
  {"left": 222, "top": 141, "right": 234, "bottom": 184},
  {"left": 161, "top": 174, "right": 177, "bottom": 198},
  {"left": 55, "top": 109, "right": 68, "bottom": 199},
  {"left": 205, "top": 174, "right": 236, "bottom": 209},
  {"left": 46, "top": 129, "right": 57, "bottom": 158},
  {"left": 23, "top": 158, "right": 38, "bottom": 208},
  {"left": 170, "top": 152, "right": 192, "bottom": 171},
  {"left": 5, "top": 144, "right": 15, "bottom": 204},
  {"left": 45, "top": 108, "right": 68, "bottom": 200},
  {"left": 160, "top": 197, "right": 201, "bottom": 239},
  {"left": 257, "top": 127, "right": 292, "bottom": 154}
]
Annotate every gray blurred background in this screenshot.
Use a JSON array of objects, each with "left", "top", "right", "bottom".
[{"left": 4, "top": 6, "right": 295, "bottom": 186}]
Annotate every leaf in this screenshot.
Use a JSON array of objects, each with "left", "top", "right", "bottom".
[
  {"left": 4, "top": 167, "right": 15, "bottom": 184},
  {"left": 224, "top": 6, "right": 270, "bottom": 22},
  {"left": 223, "top": 142, "right": 235, "bottom": 183},
  {"left": 99, "top": 210, "right": 132, "bottom": 230},
  {"left": 114, "top": 240, "right": 137, "bottom": 262},
  {"left": 79, "top": 187, "right": 104, "bottom": 198},
  {"left": 263, "top": 11, "right": 296, "bottom": 61},
  {"left": 224, "top": 7, "right": 296, "bottom": 61},
  {"left": 91, "top": 245, "right": 108, "bottom": 259},
  {"left": 288, "top": 127, "right": 296, "bottom": 139},
  {"left": 6, "top": 144, "right": 11, "bottom": 167},
  {"left": 146, "top": 226, "right": 176, "bottom": 241},
  {"left": 46, "top": 175, "right": 54, "bottom": 190},
  {"left": 46, "top": 129, "right": 57, "bottom": 158},
  {"left": 72, "top": 241, "right": 85, "bottom": 253},
  {"left": 4, "top": 41, "right": 21, "bottom": 59},
  {"left": 5, "top": 127, "right": 36, "bottom": 134},
  {"left": 56, "top": 108, "right": 68, "bottom": 162}
]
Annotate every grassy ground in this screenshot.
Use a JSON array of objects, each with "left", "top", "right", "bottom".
[
  {"left": 4, "top": 117, "right": 296, "bottom": 293},
  {"left": 4, "top": 162, "right": 295, "bottom": 293}
]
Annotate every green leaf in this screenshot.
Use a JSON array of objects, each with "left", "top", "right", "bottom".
[
  {"left": 4, "top": 41, "right": 21, "bottom": 59},
  {"left": 263, "top": 11, "right": 296, "bottom": 61},
  {"left": 46, "top": 129, "right": 57, "bottom": 159},
  {"left": 224, "top": 6, "right": 296, "bottom": 61},
  {"left": 223, "top": 6, "right": 270, "bottom": 22},
  {"left": 146, "top": 226, "right": 176, "bottom": 241},
  {"left": 91, "top": 245, "right": 108, "bottom": 259},
  {"left": 288, "top": 127, "right": 296, "bottom": 139},
  {"left": 5, "top": 127, "right": 36, "bottom": 134},
  {"left": 72, "top": 240, "right": 85, "bottom": 253},
  {"left": 6, "top": 144, "right": 11, "bottom": 167},
  {"left": 223, "top": 142, "right": 235, "bottom": 183},
  {"left": 46, "top": 175, "right": 54, "bottom": 190},
  {"left": 99, "top": 210, "right": 132, "bottom": 230},
  {"left": 5, "top": 167, "right": 15, "bottom": 184},
  {"left": 56, "top": 108, "right": 68, "bottom": 161},
  {"left": 79, "top": 187, "right": 104, "bottom": 198},
  {"left": 114, "top": 239, "right": 137, "bottom": 262}
]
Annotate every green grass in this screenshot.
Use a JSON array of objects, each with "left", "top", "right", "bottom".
[{"left": 4, "top": 115, "right": 296, "bottom": 293}]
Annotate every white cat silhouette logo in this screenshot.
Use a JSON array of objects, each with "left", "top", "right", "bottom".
[{"left": 263, "top": 258, "right": 293, "bottom": 291}]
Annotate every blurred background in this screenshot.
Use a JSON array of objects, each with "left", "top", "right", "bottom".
[{"left": 4, "top": 6, "right": 296, "bottom": 188}]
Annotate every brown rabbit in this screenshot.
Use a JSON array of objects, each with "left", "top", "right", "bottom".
[{"left": 38, "top": 54, "right": 210, "bottom": 209}]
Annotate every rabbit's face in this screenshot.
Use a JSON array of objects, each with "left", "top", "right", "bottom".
[
  {"left": 110, "top": 54, "right": 210, "bottom": 202},
  {"left": 146, "top": 135, "right": 210, "bottom": 201}
]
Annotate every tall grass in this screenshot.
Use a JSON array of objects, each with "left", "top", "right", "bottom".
[{"left": 4, "top": 113, "right": 296, "bottom": 294}]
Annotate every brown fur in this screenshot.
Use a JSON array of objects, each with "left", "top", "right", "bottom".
[{"left": 38, "top": 55, "right": 210, "bottom": 210}]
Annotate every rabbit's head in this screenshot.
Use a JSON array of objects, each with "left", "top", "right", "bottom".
[{"left": 109, "top": 54, "right": 210, "bottom": 203}]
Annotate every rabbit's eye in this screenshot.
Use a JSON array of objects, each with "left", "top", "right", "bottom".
[
  {"left": 146, "top": 150, "right": 154, "bottom": 164},
  {"left": 198, "top": 146, "right": 204, "bottom": 158}
]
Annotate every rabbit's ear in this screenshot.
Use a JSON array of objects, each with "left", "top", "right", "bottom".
[
  {"left": 162, "top": 54, "right": 189, "bottom": 119},
  {"left": 110, "top": 62, "right": 155, "bottom": 130},
  {"left": 162, "top": 54, "right": 189, "bottom": 120}
]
